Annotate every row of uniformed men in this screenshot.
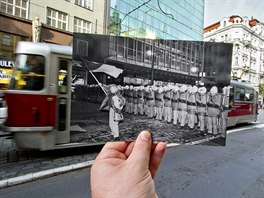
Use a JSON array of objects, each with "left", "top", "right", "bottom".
[{"left": 113, "top": 84, "right": 230, "bottom": 136}]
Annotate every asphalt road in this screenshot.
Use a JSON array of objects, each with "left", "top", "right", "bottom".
[{"left": 1, "top": 121, "right": 264, "bottom": 198}]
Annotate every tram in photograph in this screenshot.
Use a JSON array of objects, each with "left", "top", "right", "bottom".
[
  {"left": 1, "top": 41, "right": 101, "bottom": 150},
  {"left": 227, "top": 80, "right": 258, "bottom": 127}
]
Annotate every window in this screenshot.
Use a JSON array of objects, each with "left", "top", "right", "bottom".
[
  {"left": 0, "top": 0, "right": 28, "bottom": 18},
  {"left": 74, "top": 17, "right": 92, "bottom": 33},
  {"left": 10, "top": 54, "right": 45, "bottom": 91},
  {"left": 47, "top": 7, "right": 68, "bottom": 30},
  {"left": 2, "top": 34, "right": 11, "bottom": 45},
  {"left": 75, "top": 0, "right": 93, "bottom": 10},
  {"left": 234, "top": 87, "right": 245, "bottom": 101},
  {"left": 58, "top": 59, "right": 69, "bottom": 94},
  {"left": 57, "top": 59, "right": 70, "bottom": 131}
]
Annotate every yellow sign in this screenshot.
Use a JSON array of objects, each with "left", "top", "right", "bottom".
[{"left": 0, "top": 68, "right": 12, "bottom": 85}]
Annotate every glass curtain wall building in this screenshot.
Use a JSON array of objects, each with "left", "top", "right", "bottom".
[
  {"left": 106, "top": 0, "right": 205, "bottom": 84},
  {"left": 109, "top": 0, "right": 204, "bottom": 40}
]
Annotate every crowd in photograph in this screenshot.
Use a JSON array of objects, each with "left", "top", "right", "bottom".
[{"left": 81, "top": 82, "right": 230, "bottom": 137}]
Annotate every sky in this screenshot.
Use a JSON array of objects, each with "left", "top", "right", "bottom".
[{"left": 204, "top": 0, "right": 264, "bottom": 27}]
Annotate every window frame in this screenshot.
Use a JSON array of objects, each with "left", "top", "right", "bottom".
[
  {"left": 0, "top": 0, "right": 29, "bottom": 19},
  {"left": 75, "top": 0, "right": 93, "bottom": 10},
  {"left": 73, "top": 17, "right": 92, "bottom": 33},
  {"left": 46, "top": 7, "right": 68, "bottom": 31}
]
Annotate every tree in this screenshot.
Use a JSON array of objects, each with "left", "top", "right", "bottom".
[
  {"left": 109, "top": 11, "right": 121, "bottom": 36},
  {"left": 259, "top": 84, "right": 264, "bottom": 96}
]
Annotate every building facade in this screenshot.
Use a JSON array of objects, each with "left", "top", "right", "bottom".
[
  {"left": 108, "top": 0, "right": 204, "bottom": 40},
  {"left": 204, "top": 15, "right": 264, "bottom": 89},
  {"left": 0, "top": 0, "right": 108, "bottom": 58}
]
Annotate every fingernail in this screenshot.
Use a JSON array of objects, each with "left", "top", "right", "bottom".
[{"left": 140, "top": 131, "right": 152, "bottom": 142}]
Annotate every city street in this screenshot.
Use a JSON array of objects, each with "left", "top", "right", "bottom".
[
  {"left": 0, "top": 115, "right": 264, "bottom": 198},
  {"left": 1, "top": 0, "right": 264, "bottom": 197}
]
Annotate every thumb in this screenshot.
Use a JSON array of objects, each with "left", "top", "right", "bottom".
[{"left": 128, "top": 131, "right": 152, "bottom": 170}]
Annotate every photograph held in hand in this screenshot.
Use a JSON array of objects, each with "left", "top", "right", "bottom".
[{"left": 71, "top": 33, "right": 233, "bottom": 146}]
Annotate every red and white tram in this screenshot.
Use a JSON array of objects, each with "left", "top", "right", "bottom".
[
  {"left": 2, "top": 42, "right": 100, "bottom": 150},
  {"left": 227, "top": 80, "right": 258, "bottom": 127}
]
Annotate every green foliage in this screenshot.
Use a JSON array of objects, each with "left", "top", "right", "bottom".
[
  {"left": 259, "top": 84, "right": 264, "bottom": 96},
  {"left": 109, "top": 11, "right": 122, "bottom": 36}
]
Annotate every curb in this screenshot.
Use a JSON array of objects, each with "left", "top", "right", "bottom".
[
  {"left": 1, "top": 123, "right": 263, "bottom": 189},
  {"left": 0, "top": 160, "right": 94, "bottom": 189}
]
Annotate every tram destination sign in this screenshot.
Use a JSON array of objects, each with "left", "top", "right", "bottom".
[{"left": 72, "top": 33, "right": 233, "bottom": 146}]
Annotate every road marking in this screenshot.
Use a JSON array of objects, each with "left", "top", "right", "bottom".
[{"left": 227, "top": 123, "right": 264, "bottom": 134}]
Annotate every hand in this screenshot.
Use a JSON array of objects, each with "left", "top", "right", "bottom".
[{"left": 91, "top": 131, "right": 167, "bottom": 198}]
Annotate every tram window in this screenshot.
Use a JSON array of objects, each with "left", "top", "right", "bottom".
[
  {"left": 245, "top": 89, "right": 254, "bottom": 101},
  {"left": 58, "top": 98, "right": 67, "bottom": 131},
  {"left": 10, "top": 55, "right": 45, "bottom": 91},
  {"left": 234, "top": 87, "right": 245, "bottom": 101},
  {"left": 58, "top": 59, "right": 69, "bottom": 94}
]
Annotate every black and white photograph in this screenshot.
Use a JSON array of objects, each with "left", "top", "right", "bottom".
[{"left": 71, "top": 33, "right": 233, "bottom": 146}]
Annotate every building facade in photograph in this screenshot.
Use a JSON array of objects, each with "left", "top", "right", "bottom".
[
  {"left": 108, "top": 0, "right": 204, "bottom": 40},
  {"left": 204, "top": 15, "right": 264, "bottom": 89}
]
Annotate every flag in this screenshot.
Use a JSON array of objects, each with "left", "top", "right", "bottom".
[{"left": 80, "top": 57, "right": 123, "bottom": 78}]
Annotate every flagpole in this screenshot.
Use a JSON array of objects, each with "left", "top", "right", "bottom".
[
  {"left": 80, "top": 57, "right": 107, "bottom": 95},
  {"left": 89, "top": 70, "right": 107, "bottom": 95}
]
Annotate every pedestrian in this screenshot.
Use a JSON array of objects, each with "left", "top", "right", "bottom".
[
  {"left": 148, "top": 86, "right": 156, "bottom": 118},
  {"left": 178, "top": 84, "right": 188, "bottom": 127},
  {"left": 219, "top": 86, "right": 230, "bottom": 135},
  {"left": 100, "top": 84, "right": 126, "bottom": 140},
  {"left": 124, "top": 85, "right": 130, "bottom": 113},
  {"left": 143, "top": 86, "right": 149, "bottom": 116},
  {"left": 163, "top": 85, "right": 173, "bottom": 123},
  {"left": 137, "top": 86, "right": 145, "bottom": 115},
  {"left": 207, "top": 86, "right": 221, "bottom": 135},
  {"left": 155, "top": 86, "right": 164, "bottom": 121},
  {"left": 128, "top": 85, "right": 134, "bottom": 114},
  {"left": 133, "top": 86, "right": 139, "bottom": 115},
  {"left": 197, "top": 86, "right": 207, "bottom": 134},
  {"left": 187, "top": 86, "right": 198, "bottom": 130},
  {"left": 172, "top": 85, "right": 179, "bottom": 126}
]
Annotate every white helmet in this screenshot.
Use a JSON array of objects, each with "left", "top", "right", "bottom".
[
  {"left": 198, "top": 87, "right": 207, "bottom": 94},
  {"left": 110, "top": 84, "right": 118, "bottom": 94},
  {"left": 192, "top": 86, "right": 198, "bottom": 93},
  {"left": 210, "top": 86, "right": 218, "bottom": 95},
  {"left": 180, "top": 84, "right": 187, "bottom": 92}
]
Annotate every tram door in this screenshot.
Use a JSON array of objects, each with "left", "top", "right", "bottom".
[{"left": 53, "top": 55, "right": 72, "bottom": 144}]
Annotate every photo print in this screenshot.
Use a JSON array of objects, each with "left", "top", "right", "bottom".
[{"left": 71, "top": 33, "right": 233, "bottom": 146}]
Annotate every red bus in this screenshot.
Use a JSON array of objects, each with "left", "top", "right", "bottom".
[{"left": 227, "top": 80, "right": 258, "bottom": 127}]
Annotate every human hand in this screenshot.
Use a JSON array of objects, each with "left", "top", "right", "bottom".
[{"left": 90, "top": 130, "right": 167, "bottom": 198}]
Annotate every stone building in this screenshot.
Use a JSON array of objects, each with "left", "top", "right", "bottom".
[
  {"left": 204, "top": 15, "right": 264, "bottom": 89},
  {"left": 0, "top": 0, "right": 108, "bottom": 58}
]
